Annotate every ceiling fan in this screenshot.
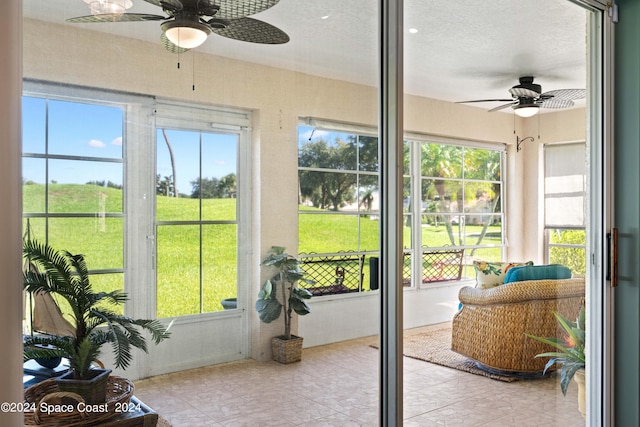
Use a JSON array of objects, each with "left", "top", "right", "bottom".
[
  {"left": 457, "top": 76, "right": 586, "bottom": 117},
  {"left": 68, "top": 0, "right": 289, "bottom": 53}
]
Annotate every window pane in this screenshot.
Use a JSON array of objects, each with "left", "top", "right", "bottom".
[
  {"left": 92, "top": 273, "right": 125, "bottom": 313},
  {"left": 298, "top": 171, "right": 357, "bottom": 211},
  {"left": 22, "top": 96, "right": 46, "bottom": 154},
  {"left": 464, "top": 215, "right": 502, "bottom": 246},
  {"left": 48, "top": 218, "right": 124, "bottom": 270},
  {"left": 421, "top": 214, "right": 463, "bottom": 247},
  {"left": 549, "top": 229, "right": 587, "bottom": 275},
  {"left": 47, "top": 167, "right": 123, "bottom": 214},
  {"left": 48, "top": 157, "right": 123, "bottom": 185},
  {"left": 359, "top": 215, "right": 379, "bottom": 251},
  {"left": 299, "top": 214, "right": 359, "bottom": 253},
  {"left": 201, "top": 132, "right": 237, "bottom": 221},
  {"left": 422, "top": 179, "right": 462, "bottom": 213},
  {"left": 463, "top": 182, "right": 500, "bottom": 214},
  {"left": 403, "top": 141, "right": 411, "bottom": 175},
  {"left": 23, "top": 158, "right": 46, "bottom": 213},
  {"left": 464, "top": 148, "right": 501, "bottom": 180},
  {"left": 202, "top": 224, "right": 237, "bottom": 312},
  {"left": 298, "top": 133, "right": 358, "bottom": 171},
  {"left": 22, "top": 218, "right": 45, "bottom": 242},
  {"left": 157, "top": 225, "right": 201, "bottom": 318},
  {"left": 403, "top": 177, "right": 411, "bottom": 212},
  {"left": 358, "top": 174, "right": 379, "bottom": 213},
  {"left": 358, "top": 135, "right": 379, "bottom": 172},
  {"left": 403, "top": 215, "right": 412, "bottom": 249},
  {"left": 48, "top": 100, "right": 123, "bottom": 159},
  {"left": 156, "top": 129, "right": 200, "bottom": 221},
  {"left": 421, "top": 143, "right": 462, "bottom": 178}
]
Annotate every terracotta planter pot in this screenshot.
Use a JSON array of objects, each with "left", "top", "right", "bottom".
[
  {"left": 271, "top": 335, "right": 303, "bottom": 364},
  {"left": 574, "top": 368, "right": 586, "bottom": 419},
  {"left": 55, "top": 368, "right": 112, "bottom": 405}
]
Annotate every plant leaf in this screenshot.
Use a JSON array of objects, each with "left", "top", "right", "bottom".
[{"left": 255, "top": 298, "right": 282, "bottom": 323}]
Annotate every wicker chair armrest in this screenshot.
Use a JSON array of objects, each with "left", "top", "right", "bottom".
[{"left": 458, "top": 277, "right": 585, "bottom": 306}]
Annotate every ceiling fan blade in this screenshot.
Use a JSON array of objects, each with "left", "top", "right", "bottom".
[
  {"left": 541, "top": 89, "right": 586, "bottom": 101},
  {"left": 160, "top": 32, "right": 190, "bottom": 54},
  {"left": 67, "top": 13, "right": 166, "bottom": 23},
  {"left": 212, "top": 17, "right": 289, "bottom": 44},
  {"left": 541, "top": 99, "right": 575, "bottom": 109},
  {"left": 215, "top": 0, "right": 280, "bottom": 19},
  {"left": 143, "top": 0, "right": 183, "bottom": 11},
  {"left": 456, "top": 99, "right": 513, "bottom": 104},
  {"left": 488, "top": 102, "right": 516, "bottom": 112},
  {"left": 508, "top": 87, "right": 540, "bottom": 98}
]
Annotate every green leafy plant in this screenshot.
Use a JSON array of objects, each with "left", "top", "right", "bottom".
[
  {"left": 255, "top": 246, "right": 313, "bottom": 340},
  {"left": 22, "top": 239, "right": 171, "bottom": 379},
  {"left": 526, "top": 306, "right": 586, "bottom": 395}
]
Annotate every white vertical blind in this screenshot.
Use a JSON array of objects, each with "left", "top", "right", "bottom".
[{"left": 544, "top": 142, "right": 586, "bottom": 227}]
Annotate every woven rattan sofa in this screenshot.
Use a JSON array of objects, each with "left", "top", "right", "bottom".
[{"left": 451, "top": 277, "right": 585, "bottom": 374}]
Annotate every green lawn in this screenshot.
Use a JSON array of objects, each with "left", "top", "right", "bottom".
[{"left": 24, "top": 184, "right": 506, "bottom": 319}]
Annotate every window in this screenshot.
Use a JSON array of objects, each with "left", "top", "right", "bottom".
[
  {"left": 544, "top": 142, "right": 587, "bottom": 275},
  {"left": 22, "top": 94, "right": 125, "bottom": 296},
  {"left": 297, "top": 124, "right": 505, "bottom": 291},
  {"left": 404, "top": 138, "right": 505, "bottom": 285},
  {"left": 297, "top": 122, "right": 379, "bottom": 294},
  {"left": 155, "top": 104, "right": 248, "bottom": 318}
]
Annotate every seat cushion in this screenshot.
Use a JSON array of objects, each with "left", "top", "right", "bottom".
[
  {"left": 473, "top": 260, "right": 534, "bottom": 289},
  {"left": 504, "top": 264, "right": 572, "bottom": 284}
]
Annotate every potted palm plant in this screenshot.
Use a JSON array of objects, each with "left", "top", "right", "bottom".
[
  {"left": 526, "top": 306, "right": 586, "bottom": 418},
  {"left": 255, "top": 246, "right": 313, "bottom": 363},
  {"left": 22, "top": 240, "right": 171, "bottom": 404}
]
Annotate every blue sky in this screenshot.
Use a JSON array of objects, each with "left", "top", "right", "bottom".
[{"left": 23, "top": 96, "right": 238, "bottom": 195}]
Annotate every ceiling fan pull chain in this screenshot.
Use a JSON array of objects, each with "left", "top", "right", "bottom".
[{"left": 192, "top": 51, "right": 196, "bottom": 91}]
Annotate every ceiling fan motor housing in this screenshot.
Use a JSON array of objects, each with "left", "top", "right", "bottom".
[{"left": 509, "top": 76, "right": 541, "bottom": 98}]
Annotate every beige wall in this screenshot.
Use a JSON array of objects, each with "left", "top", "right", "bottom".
[{"left": 23, "top": 18, "right": 586, "bottom": 359}]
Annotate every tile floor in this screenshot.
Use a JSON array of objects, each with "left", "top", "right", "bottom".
[{"left": 134, "top": 324, "right": 585, "bottom": 426}]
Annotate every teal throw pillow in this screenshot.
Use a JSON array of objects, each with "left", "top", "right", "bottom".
[{"left": 503, "top": 264, "right": 572, "bottom": 284}]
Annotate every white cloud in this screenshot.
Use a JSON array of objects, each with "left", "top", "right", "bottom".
[
  {"left": 111, "top": 136, "right": 123, "bottom": 146},
  {"left": 88, "top": 139, "right": 106, "bottom": 148}
]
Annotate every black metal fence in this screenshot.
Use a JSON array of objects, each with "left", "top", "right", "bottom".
[
  {"left": 300, "top": 249, "right": 465, "bottom": 296},
  {"left": 403, "top": 249, "right": 464, "bottom": 286},
  {"left": 299, "top": 253, "right": 366, "bottom": 296}
]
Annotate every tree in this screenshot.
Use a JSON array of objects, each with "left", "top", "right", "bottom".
[
  {"left": 191, "top": 177, "right": 221, "bottom": 199},
  {"left": 160, "top": 128, "right": 179, "bottom": 198},
  {"left": 298, "top": 137, "right": 359, "bottom": 210},
  {"left": 156, "top": 174, "right": 175, "bottom": 197},
  {"left": 421, "top": 143, "right": 462, "bottom": 245},
  {"left": 218, "top": 173, "right": 237, "bottom": 198}
]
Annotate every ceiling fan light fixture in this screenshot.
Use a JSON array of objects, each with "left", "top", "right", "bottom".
[
  {"left": 513, "top": 98, "right": 540, "bottom": 118},
  {"left": 84, "top": 0, "right": 132, "bottom": 18},
  {"left": 514, "top": 105, "right": 539, "bottom": 117},
  {"left": 162, "top": 20, "right": 212, "bottom": 49}
]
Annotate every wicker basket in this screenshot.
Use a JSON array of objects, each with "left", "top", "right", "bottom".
[
  {"left": 271, "top": 335, "right": 303, "bottom": 364},
  {"left": 24, "top": 375, "right": 134, "bottom": 427}
]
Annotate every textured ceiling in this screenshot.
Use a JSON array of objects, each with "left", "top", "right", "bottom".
[{"left": 23, "top": 0, "right": 587, "bottom": 111}]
